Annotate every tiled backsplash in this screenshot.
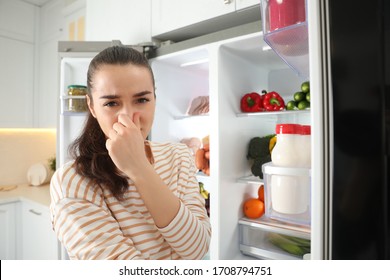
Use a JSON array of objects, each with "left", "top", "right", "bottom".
[{"left": 0, "top": 129, "right": 56, "bottom": 185}]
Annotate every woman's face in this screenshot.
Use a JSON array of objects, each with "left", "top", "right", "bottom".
[{"left": 87, "top": 64, "right": 155, "bottom": 140}]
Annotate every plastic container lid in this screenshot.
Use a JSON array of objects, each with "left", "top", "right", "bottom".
[
  {"left": 68, "top": 85, "right": 87, "bottom": 89},
  {"left": 275, "top": 123, "right": 302, "bottom": 134}
]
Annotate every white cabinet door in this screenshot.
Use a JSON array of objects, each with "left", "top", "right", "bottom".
[
  {"left": 151, "top": 0, "right": 235, "bottom": 38},
  {"left": 85, "top": 0, "right": 151, "bottom": 44},
  {"left": 21, "top": 201, "right": 59, "bottom": 260},
  {"left": 39, "top": 0, "right": 65, "bottom": 42},
  {"left": 0, "top": 0, "right": 36, "bottom": 43},
  {"left": 36, "top": 0, "right": 66, "bottom": 128},
  {"left": 236, "top": 0, "right": 260, "bottom": 10},
  {"left": 0, "top": 203, "right": 17, "bottom": 260},
  {"left": 0, "top": 37, "right": 34, "bottom": 128}
]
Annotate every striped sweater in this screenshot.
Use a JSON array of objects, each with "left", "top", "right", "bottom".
[{"left": 49, "top": 141, "right": 211, "bottom": 260}]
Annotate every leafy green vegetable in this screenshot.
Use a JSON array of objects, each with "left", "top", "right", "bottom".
[{"left": 247, "top": 134, "right": 275, "bottom": 160}]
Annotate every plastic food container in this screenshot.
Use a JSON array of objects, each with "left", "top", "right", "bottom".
[
  {"left": 262, "top": 162, "right": 311, "bottom": 225},
  {"left": 267, "top": 0, "right": 306, "bottom": 32},
  {"left": 67, "top": 85, "right": 87, "bottom": 112}
]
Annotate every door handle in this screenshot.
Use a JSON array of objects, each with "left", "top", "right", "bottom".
[{"left": 29, "top": 209, "right": 42, "bottom": 216}]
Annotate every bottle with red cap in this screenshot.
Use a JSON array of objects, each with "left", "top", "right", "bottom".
[
  {"left": 271, "top": 123, "right": 302, "bottom": 167},
  {"left": 300, "top": 125, "right": 311, "bottom": 168}
]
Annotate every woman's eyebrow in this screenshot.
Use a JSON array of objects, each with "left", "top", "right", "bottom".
[
  {"left": 133, "top": 91, "right": 153, "bottom": 97},
  {"left": 99, "top": 94, "right": 118, "bottom": 99}
]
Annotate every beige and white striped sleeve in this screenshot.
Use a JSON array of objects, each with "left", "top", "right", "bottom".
[
  {"left": 49, "top": 163, "right": 145, "bottom": 260},
  {"left": 158, "top": 144, "right": 211, "bottom": 260}
]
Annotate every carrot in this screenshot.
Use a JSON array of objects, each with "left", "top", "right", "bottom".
[
  {"left": 204, "top": 151, "right": 210, "bottom": 160},
  {"left": 195, "top": 149, "right": 206, "bottom": 170}
]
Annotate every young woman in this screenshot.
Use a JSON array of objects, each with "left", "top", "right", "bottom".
[{"left": 50, "top": 46, "right": 211, "bottom": 260}]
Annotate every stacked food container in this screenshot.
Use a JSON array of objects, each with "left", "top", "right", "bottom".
[{"left": 264, "top": 124, "right": 311, "bottom": 225}]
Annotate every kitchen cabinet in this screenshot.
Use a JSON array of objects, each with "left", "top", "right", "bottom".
[
  {"left": 63, "top": 0, "right": 85, "bottom": 41},
  {"left": 150, "top": 27, "right": 308, "bottom": 259},
  {"left": 0, "top": 202, "right": 18, "bottom": 260},
  {"left": 236, "top": 0, "right": 260, "bottom": 10},
  {"left": 35, "top": 0, "right": 66, "bottom": 128},
  {"left": 85, "top": 0, "right": 151, "bottom": 44},
  {"left": 0, "top": 0, "right": 37, "bottom": 128},
  {"left": 151, "top": 0, "right": 260, "bottom": 42},
  {"left": 152, "top": 0, "right": 235, "bottom": 38},
  {"left": 0, "top": 0, "right": 36, "bottom": 43},
  {"left": 0, "top": 37, "right": 35, "bottom": 128},
  {"left": 21, "top": 200, "right": 59, "bottom": 260}
]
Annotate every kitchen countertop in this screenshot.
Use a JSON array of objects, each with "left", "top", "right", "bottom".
[{"left": 0, "top": 183, "right": 51, "bottom": 207}]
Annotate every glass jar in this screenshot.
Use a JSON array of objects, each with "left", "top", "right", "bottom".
[{"left": 67, "top": 85, "right": 87, "bottom": 112}]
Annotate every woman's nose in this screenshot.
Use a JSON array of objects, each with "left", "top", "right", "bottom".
[{"left": 119, "top": 104, "right": 134, "bottom": 117}]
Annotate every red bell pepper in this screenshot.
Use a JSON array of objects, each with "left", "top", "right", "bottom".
[
  {"left": 263, "top": 91, "right": 285, "bottom": 111},
  {"left": 240, "top": 92, "right": 264, "bottom": 112}
]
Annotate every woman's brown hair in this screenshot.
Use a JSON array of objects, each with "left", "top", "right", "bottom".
[{"left": 69, "top": 46, "right": 155, "bottom": 200}]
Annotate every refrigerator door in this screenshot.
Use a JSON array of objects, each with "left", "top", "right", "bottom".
[{"left": 327, "top": 0, "right": 389, "bottom": 259}]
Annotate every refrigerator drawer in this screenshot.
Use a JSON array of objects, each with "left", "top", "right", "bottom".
[{"left": 239, "top": 218, "right": 310, "bottom": 260}]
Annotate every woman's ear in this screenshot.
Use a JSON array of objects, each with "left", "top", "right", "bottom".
[{"left": 86, "top": 95, "right": 96, "bottom": 118}]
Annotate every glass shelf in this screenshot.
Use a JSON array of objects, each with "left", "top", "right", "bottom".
[
  {"left": 60, "top": 95, "right": 87, "bottom": 100},
  {"left": 174, "top": 114, "right": 209, "bottom": 120},
  {"left": 239, "top": 216, "right": 310, "bottom": 235},
  {"left": 237, "top": 175, "right": 263, "bottom": 184},
  {"left": 236, "top": 110, "right": 309, "bottom": 118},
  {"left": 61, "top": 111, "right": 88, "bottom": 116}
]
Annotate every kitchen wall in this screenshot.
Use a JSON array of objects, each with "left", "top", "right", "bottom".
[{"left": 0, "top": 129, "right": 56, "bottom": 185}]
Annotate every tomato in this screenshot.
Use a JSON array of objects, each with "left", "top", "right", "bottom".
[{"left": 258, "top": 185, "right": 265, "bottom": 202}]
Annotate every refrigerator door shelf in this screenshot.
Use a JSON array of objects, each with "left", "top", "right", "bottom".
[{"left": 260, "top": 0, "right": 309, "bottom": 79}]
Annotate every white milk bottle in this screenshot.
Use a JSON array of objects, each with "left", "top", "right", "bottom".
[{"left": 271, "top": 123, "right": 302, "bottom": 167}]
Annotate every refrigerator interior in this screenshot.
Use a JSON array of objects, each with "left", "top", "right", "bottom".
[
  {"left": 150, "top": 31, "right": 310, "bottom": 260},
  {"left": 58, "top": 56, "right": 93, "bottom": 167}
]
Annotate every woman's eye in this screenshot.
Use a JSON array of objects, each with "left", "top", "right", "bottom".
[
  {"left": 137, "top": 98, "right": 150, "bottom": 104},
  {"left": 104, "top": 101, "right": 118, "bottom": 107}
]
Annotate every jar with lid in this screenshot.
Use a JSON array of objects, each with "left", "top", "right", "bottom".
[
  {"left": 271, "top": 123, "right": 302, "bottom": 167},
  {"left": 67, "top": 85, "right": 88, "bottom": 112}
]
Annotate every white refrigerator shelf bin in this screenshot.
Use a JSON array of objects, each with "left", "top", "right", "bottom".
[{"left": 239, "top": 217, "right": 310, "bottom": 260}]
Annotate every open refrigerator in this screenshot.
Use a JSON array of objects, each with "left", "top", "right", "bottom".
[{"left": 57, "top": 0, "right": 390, "bottom": 260}]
